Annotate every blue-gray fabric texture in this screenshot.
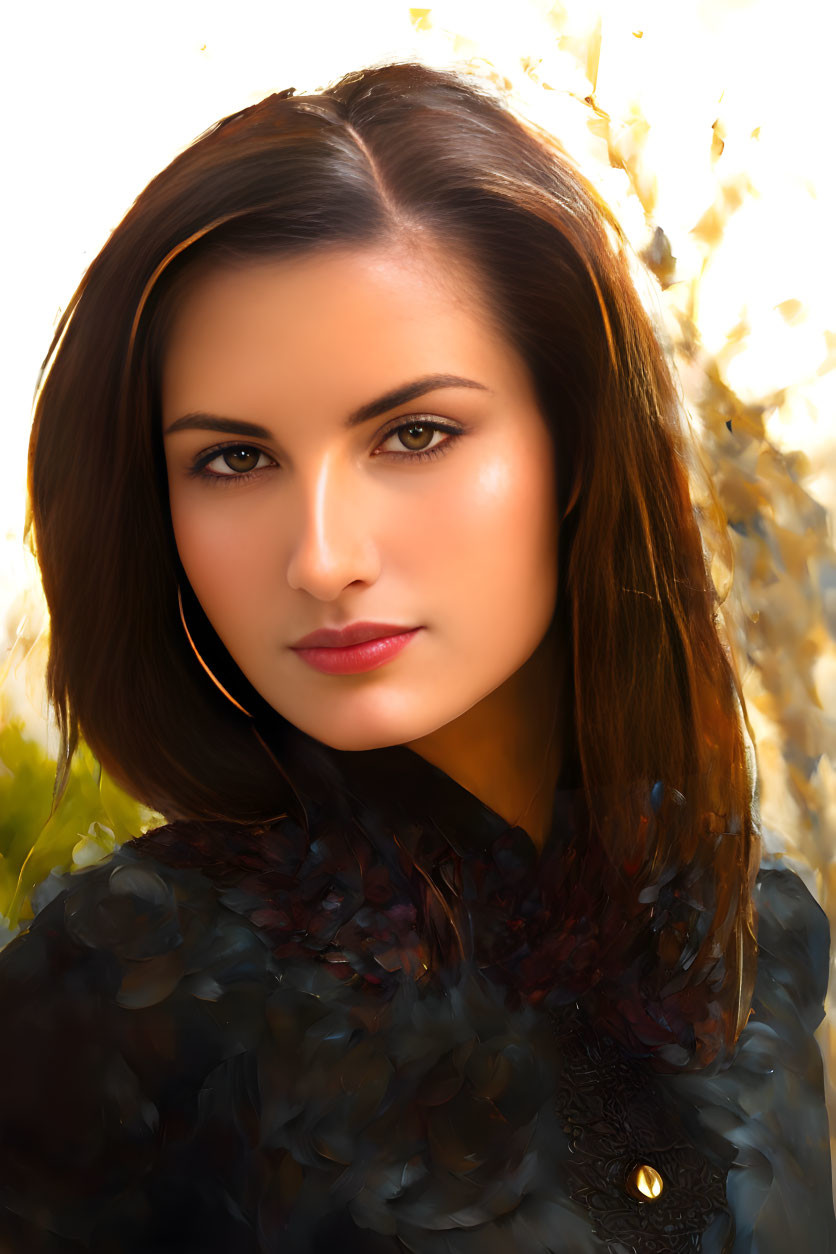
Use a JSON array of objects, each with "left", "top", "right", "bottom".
[{"left": 0, "top": 742, "right": 832, "bottom": 1252}]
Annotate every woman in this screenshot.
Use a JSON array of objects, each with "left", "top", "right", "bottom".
[{"left": 1, "top": 60, "right": 832, "bottom": 1251}]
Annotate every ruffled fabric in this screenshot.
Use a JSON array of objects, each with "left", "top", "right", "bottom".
[
  {"left": 0, "top": 742, "right": 832, "bottom": 1252},
  {"left": 659, "top": 859, "right": 835, "bottom": 1252}
]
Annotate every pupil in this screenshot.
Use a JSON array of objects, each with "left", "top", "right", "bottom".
[
  {"left": 403, "top": 424, "right": 430, "bottom": 449},
  {"left": 226, "top": 448, "right": 257, "bottom": 471}
]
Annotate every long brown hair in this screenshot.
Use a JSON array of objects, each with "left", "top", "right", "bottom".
[{"left": 26, "top": 60, "right": 760, "bottom": 1069}]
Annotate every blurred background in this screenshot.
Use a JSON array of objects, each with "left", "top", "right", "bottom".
[{"left": 2, "top": 0, "right": 835, "bottom": 1190}]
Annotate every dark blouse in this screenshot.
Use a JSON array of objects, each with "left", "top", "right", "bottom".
[{"left": 0, "top": 740, "right": 833, "bottom": 1252}]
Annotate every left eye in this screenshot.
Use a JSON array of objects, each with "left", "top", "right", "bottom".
[{"left": 376, "top": 420, "right": 454, "bottom": 456}]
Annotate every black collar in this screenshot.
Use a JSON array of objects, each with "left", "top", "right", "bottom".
[{"left": 280, "top": 731, "right": 587, "bottom": 869}]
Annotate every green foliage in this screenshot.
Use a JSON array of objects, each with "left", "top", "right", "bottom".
[{"left": 0, "top": 719, "right": 162, "bottom": 939}]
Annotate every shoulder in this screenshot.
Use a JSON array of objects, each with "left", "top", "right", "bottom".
[
  {"left": 0, "top": 837, "right": 279, "bottom": 1250},
  {"left": 752, "top": 855, "right": 831, "bottom": 1034},
  {"left": 660, "top": 855, "right": 836, "bottom": 1251},
  {"left": 6, "top": 835, "right": 278, "bottom": 996}
]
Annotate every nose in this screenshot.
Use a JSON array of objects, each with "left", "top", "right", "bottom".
[{"left": 285, "top": 457, "right": 381, "bottom": 600}]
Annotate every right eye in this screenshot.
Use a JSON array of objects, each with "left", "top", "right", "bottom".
[{"left": 189, "top": 444, "right": 277, "bottom": 485}]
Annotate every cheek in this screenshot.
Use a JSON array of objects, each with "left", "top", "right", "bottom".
[
  {"left": 169, "top": 492, "right": 274, "bottom": 620},
  {"left": 419, "top": 448, "right": 558, "bottom": 614}
]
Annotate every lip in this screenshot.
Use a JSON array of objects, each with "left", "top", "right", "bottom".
[
  {"left": 291, "top": 622, "right": 419, "bottom": 648},
  {"left": 292, "top": 628, "right": 422, "bottom": 675}
]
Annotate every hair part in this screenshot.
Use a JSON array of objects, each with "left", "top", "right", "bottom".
[{"left": 26, "top": 60, "right": 760, "bottom": 1071}]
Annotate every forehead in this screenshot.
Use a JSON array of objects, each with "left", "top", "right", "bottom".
[{"left": 159, "top": 243, "right": 508, "bottom": 400}]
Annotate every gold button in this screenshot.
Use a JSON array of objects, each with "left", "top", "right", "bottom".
[{"left": 625, "top": 1163, "right": 664, "bottom": 1201}]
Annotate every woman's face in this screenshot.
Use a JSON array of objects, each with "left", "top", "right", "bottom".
[{"left": 161, "top": 242, "right": 560, "bottom": 751}]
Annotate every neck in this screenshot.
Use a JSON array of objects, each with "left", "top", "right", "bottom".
[{"left": 403, "top": 627, "right": 565, "bottom": 852}]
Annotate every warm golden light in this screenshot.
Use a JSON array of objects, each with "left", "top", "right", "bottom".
[
  {"left": 626, "top": 1162, "right": 664, "bottom": 1201},
  {"left": 3, "top": 0, "right": 835, "bottom": 1186}
]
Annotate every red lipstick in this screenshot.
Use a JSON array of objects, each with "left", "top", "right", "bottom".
[{"left": 290, "top": 622, "right": 422, "bottom": 675}]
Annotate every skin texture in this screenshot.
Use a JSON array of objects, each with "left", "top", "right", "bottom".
[{"left": 161, "top": 242, "right": 565, "bottom": 849}]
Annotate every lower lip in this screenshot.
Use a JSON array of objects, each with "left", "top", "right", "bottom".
[{"left": 291, "top": 629, "right": 422, "bottom": 675}]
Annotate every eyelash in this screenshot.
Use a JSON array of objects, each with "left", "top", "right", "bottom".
[{"left": 187, "top": 418, "right": 464, "bottom": 486}]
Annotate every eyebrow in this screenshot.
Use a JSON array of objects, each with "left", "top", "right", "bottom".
[{"left": 163, "top": 373, "right": 492, "bottom": 438}]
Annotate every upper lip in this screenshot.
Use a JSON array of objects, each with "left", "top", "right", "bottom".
[{"left": 291, "top": 622, "right": 419, "bottom": 649}]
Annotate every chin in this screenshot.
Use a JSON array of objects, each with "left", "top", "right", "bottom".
[
  {"left": 310, "top": 728, "right": 407, "bottom": 754},
  {"left": 287, "top": 706, "right": 449, "bottom": 755}
]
